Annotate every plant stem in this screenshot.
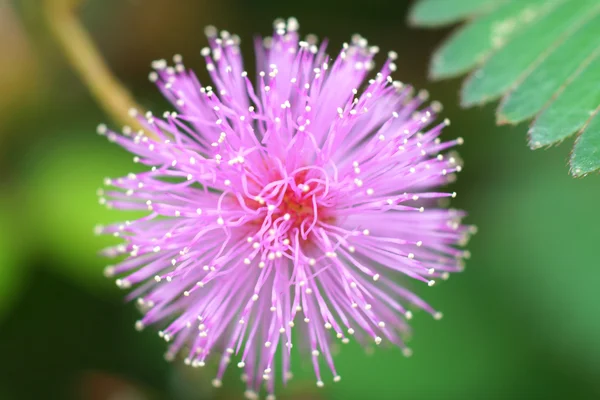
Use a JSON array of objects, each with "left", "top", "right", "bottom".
[{"left": 43, "top": 0, "right": 147, "bottom": 133}]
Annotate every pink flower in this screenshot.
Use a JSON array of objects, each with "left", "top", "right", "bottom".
[{"left": 97, "top": 18, "right": 473, "bottom": 399}]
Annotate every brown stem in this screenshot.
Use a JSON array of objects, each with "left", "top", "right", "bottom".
[{"left": 43, "top": 0, "right": 147, "bottom": 133}]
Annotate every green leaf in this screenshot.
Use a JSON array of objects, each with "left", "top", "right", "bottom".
[
  {"left": 408, "top": 0, "right": 507, "bottom": 27},
  {"left": 410, "top": 0, "right": 600, "bottom": 176},
  {"left": 529, "top": 56, "right": 600, "bottom": 149},
  {"left": 428, "top": 0, "right": 550, "bottom": 79},
  {"left": 498, "top": 14, "right": 600, "bottom": 124},
  {"left": 461, "top": 0, "right": 596, "bottom": 107},
  {"left": 571, "top": 111, "right": 600, "bottom": 177}
]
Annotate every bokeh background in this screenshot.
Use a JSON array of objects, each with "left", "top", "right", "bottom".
[{"left": 1, "top": 0, "right": 599, "bottom": 399}]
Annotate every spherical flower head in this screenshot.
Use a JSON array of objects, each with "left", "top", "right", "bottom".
[{"left": 97, "top": 18, "right": 473, "bottom": 397}]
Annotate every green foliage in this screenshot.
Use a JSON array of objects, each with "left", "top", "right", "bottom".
[
  {"left": 328, "top": 283, "right": 524, "bottom": 399},
  {"left": 483, "top": 151, "right": 600, "bottom": 373},
  {"left": 23, "top": 135, "right": 146, "bottom": 293},
  {"left": 0, "top": 201, "right": 26, "bottom": 321},
  {"left": 409, "top": 0, "right": 600, "bottom": 176},
  {"left": 409, "top": 0, "right": 507, "bottom": 27}
]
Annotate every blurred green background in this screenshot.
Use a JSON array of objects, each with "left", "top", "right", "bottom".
[{"left": 1, "top": 0, "right": 599, "bottom": 399}]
